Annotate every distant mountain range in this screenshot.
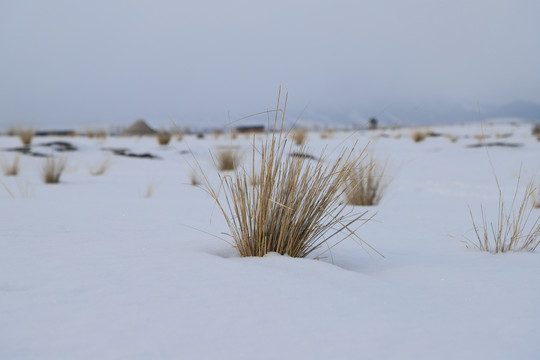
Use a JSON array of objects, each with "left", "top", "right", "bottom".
[
  {"left": 486, "top": 101, "right": 540, "bottom": 120},
  {"left": 301, "top": 100, "right": 540, "bottom": 128}
]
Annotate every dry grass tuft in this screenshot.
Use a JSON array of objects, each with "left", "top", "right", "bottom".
[
  {"left": 196, "top": 91, "right": 378, "bottom": 258},
  {"left": 214, "top": 148, "right": 242, "bottom": 171},
  {"left": 89, "top": 157, "right": 112, "bottom": 176},
  {"left": 95, "top": 129, "right": 107, "bottom": 139},
  {"left": 466, "top": 176, "right": 540, "bottom": 253},
  {"left": 42, "top": 157, "right": 67, "bottom": 184},
  {"left": 411, "top": 130, "right": 427, "bottom": 142},
  {"left": 344, "top": 157, "right": 389, "bottom": 206},
  {"left": 319, "top": 129, "right": 334, "bottom": 139},
  {"left": 213, "top": 129, "right": 223, "bottom": 139},
  {"left": 291, "top": 128, "right": 308, "bottom": 145},
  {"left": 18, "top": 128, "right": 35, "bottom": 146},
  {"left": 189, "top": 171, "right": 201, "bottom": 186},
  {"left": 157, "top": 131, "right": 172, "bottom": 146},
  {"left": 1, "top": 155, "right": 21, "bottom": 176},
  {"left": 474, "top": 134, "right": 488, "bottom": 142}
]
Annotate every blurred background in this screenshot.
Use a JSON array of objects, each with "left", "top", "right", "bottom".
[{"left": 1, "top": 0, "right": 539, "bottom": 131}]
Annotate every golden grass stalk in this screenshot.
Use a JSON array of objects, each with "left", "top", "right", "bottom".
[
  {"left": 89, "top": 157, "right": 112, "bottom": 176},
  {"left": 344, "top": 156, "right": 388, "bottom": 206},
  {"left": 42, "top": 157, "right": 66, "bottom": 184},
  {"left": 214, "top": 148, "right": 242, "bottom": 171},
  {"left": 18, "top": 128, "right": 35, "bottom": 146},
  {"left": 1, "top": 155, "right": 21, "bottom": 176},
  {"left": 196, "top": 90, "right": 377, "bottom": 258},
  {"left": 467, "top": 177, "right": 540, "bottom": 253},
  {"left": 157, "top": 131, "right": 172, "bottom": 146}
]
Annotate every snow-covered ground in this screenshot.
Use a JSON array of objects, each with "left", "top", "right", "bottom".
[{"left": 1, "top": 123, "right": 539, "bottom": 359}]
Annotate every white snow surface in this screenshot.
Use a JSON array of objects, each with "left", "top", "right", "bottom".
[{"left": 1, "top": 123, "right": 539, "bottom": 359}]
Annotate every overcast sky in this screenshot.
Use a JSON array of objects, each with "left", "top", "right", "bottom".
[{"left": 1, "top": 0, "right": 539, "bottom": 129}]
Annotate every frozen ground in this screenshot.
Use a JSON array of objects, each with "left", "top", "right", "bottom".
[{"left": 1, "top": 123, "right": 539, "bottom": 359}]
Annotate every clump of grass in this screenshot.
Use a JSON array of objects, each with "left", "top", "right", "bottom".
[
  {"left": 466, "top": 176, "right": 540, "bottom": 253},
  {"left": 411, "top": 129, "right": 427, "bottom": 142},
  {"left": 95, "top": 129, "right": 107, "bottom": 140},
  {"left": 344, "top": 156, "right": 388, "bottom": 206},
  {"left": 89, "top": 157, "right": 112, "bottom": 176},
  {"left": 157, "top": 131, "right": 172, "bottom": 146},
  {"left": 214, "top": 148, "right": 242, "bottom": 171},
  {"left": 18, "top": 128, "right": 35, "bottom": 146},
  {"left": 1, "top": 155, "right": 21, "bottom": 176},
  {"left": 196, "top": 91, "right": 378, "bottom": 258},
  {"left": 474, "top": 134, "right": 488, "bottom": 142},
  {"left": 189, "top": 171, "right": 201, "bottom": 186},
  {"left": 291, "top": 128, "right": 308, "bottom": 145},
  {"left": 213, "top": 129, "right": 223, "bottom": 139},
  {"left": 42, "top": 157, "right": 66, "bottom": 184},
  {"left": 319, "top": 129, "right": 334, "bottom": 139},
  {"left": 6, "top": 126, "right": 18, "bottom": 136}
]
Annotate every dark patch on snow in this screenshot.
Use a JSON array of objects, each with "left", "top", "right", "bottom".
[
  {"left": 102, "top": 147, "right": 160, "bottom": 159},
  {"left": 289, "top": 152, "right": 318, "bottom": 160},
  {"left": 467, "top": 142, "right": 523, "bottom": 148}
]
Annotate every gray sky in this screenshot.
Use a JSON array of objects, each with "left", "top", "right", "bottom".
[{"left": 1, "top": 0, "right": 539, "bottom": 129}]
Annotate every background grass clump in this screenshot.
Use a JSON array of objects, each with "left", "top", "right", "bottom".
[
  {"left": 344, "top": 156, "right": 388, "bottom": 206},
  {"left": 214, "top": 148, "right": 242, "bottom": 172},
  {"left": 42, "top": 157, "right": 66, "bottom": 184},
  {"left": 1, "top": 155, "right": 21, "bottom": 176},
  {"left": 157, "top": 131, "right": 172, "bottom": 146}
]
